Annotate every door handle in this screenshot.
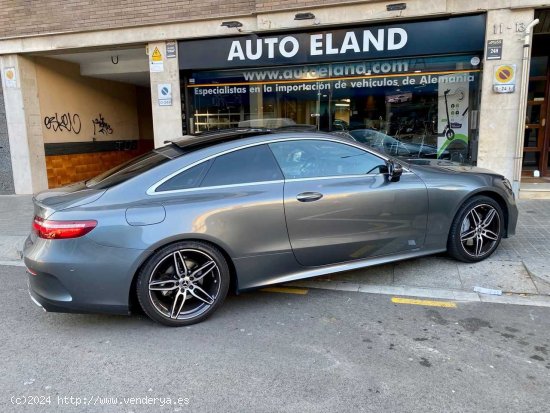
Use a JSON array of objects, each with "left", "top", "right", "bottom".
[{"left": 296, "top": 192, "right": 323, "bottom": 202}]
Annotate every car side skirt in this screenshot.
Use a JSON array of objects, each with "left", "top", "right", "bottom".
[{"left": 235, "top": 248, "right": 447, "bottom": 291}]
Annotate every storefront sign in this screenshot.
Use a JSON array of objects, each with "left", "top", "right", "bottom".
[
  {"left": 179, "top": 14, "right": 485, "bottom": 70},
  {"left": 191, "top": 72, "right": 477, "bottom": 98},
  {"left": 493, "top": 64, "right": 516, "bottom": 93},
  {"left": 486, "top": 39, "right": 503, "bottom": 60},
  {"left": 150, "top": 47, "right": 164, "bottom": 72},
  {"left": 158, "top": 83, "right": 172, "bottom": 106}
]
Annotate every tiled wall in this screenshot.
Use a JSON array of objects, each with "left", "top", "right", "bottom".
[
  {"left": 0, "top": 82, "right": 14, "bottom": 194},
  {"left": 45, "top": 146, "right": 152, "bottom": 189},
  {"left": 0, "top": 0, "right": 257, "bottom": 37},
  {"left": 0, "top": 1, "right": 382, "bottom": 39}
]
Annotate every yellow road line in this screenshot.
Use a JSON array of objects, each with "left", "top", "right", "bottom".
[
  {"left": 391, "top": 297, "right": 457, "bottom": 308},
  {"left": 260, "top": 287, "right": 309, "bottom": 295}
]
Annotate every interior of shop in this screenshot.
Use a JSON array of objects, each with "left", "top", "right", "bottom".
[{"left": 184, "top": 54, "right": 482, "bottom": 163}]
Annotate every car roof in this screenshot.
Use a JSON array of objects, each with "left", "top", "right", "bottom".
[{"left": 168, "top": 127, "right": 332, "bottom": 153}]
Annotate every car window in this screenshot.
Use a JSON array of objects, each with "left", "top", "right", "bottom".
[
  {"left": 86, "top": 150, "right": 176, "bottom": 189},
  {"left": 155, "top": 160, "right": 212, "bottom": 192},
  {"left": 200, "top": 144, "right": 283, "bottom": 187},
  {"left": 269, "top": 140, "right": 386, "bottom": 179},
  {"left": 350, "top": 130, "right": 412, "bottom": 157}
]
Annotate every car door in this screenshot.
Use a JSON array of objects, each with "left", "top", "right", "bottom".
[
  {"left": 153, "top": 144, "right": 290, "bottom": 259},
  {"left": 269, "top": 139, "right": 429, "bottom": 267}
]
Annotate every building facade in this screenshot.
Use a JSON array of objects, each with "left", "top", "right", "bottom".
[{"left": 0, "top": 0, "right": 549, "bottom": 198}]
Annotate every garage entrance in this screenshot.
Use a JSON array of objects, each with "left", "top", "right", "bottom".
[{"left": 34, "top": 46, "right": 153, "bottom": 188}]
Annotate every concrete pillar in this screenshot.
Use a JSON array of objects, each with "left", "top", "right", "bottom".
[
  {"left": 149, "top": 41, "right": 183, "bottom": 148},
  {"left": 477, "top": 8, "right": 535, "bottom": 188},
  {"left": 0, "top": 80, "right": 15, "bottom": 194},
  {"left": 0, "top": 55, "right": 48, "bottom": 194}
]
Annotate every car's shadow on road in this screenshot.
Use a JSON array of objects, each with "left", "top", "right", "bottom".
[{"left": 32, "top": 289, "right": 316, "bottom": 331}]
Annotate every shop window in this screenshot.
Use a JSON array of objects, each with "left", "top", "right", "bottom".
[
  {"left": 269, "top": 140, "right": 386, "bottom": 179},
  {"left": 200, "top": 145, "right": 283, "bottom": 187},
  {"left": 184, "top": 54, "right": 481, "bottom": 164}
]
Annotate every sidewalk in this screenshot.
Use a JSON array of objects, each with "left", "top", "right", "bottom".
[
  {"left": 291, "top": 199, "right": 550, "bottom": 301},
  {"left": 0, "top": 195, "right": 33, "bottom": 263},
  {"left": 1, "top": 194, "right": 549, "bottom": 299}
]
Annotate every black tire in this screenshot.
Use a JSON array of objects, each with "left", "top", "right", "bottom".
[
  {"left": 136, "top": 241, "right": 230, "bottom": 326},
  {"left": 447, "top": 195, "right": 504, "bottom": 263}
]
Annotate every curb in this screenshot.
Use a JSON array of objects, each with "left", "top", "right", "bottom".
[
  {"left": 0, "top": 235, "right": 25, "bottom": 262},
  {"left": 522, "top": 259, "right": 550, "bottom": 287},
  {"left": 0, "top": 260, "right": 25, "bottom": 267},
  {"left": 287, "top": 280, "right": 550, "bottom": 308}
]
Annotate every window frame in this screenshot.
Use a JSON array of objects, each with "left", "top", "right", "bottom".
[
  {"left": 154, "top": 159, "right": 212, "bottom": 193},
  {"left": 147, "top": 137, "right": 401, "bottom": 195},
  {"left": 199, "top": 144, "right": 284, "bottom": 188}
]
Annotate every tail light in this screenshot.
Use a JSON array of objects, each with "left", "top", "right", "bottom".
[{"left": 32, "top": 216, "right": 97, "bottom": 239}]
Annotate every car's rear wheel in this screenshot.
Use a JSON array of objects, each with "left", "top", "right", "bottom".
[
  {"left": 447, "top": 196, "right": 504, "bottom": 263},
  {"left": 136, "top": 241, "right": 230, "bottom": 326}
]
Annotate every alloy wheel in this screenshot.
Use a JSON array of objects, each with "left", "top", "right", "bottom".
[
  {"left": 459, "top": 204, "right": 501, "bottom": 258},
  {"left": 148, "top": 249, "right": 221, "bottom": 320}
]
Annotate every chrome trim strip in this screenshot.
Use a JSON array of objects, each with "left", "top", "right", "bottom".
[
  {"left": 285, "top": 172, "right": 413, "bottom": 183},
  {"left": 149, "top": 180, "right": 285, "bottom": 195},
  {"left": 147, "top": 136, "right": 408, "bottom": 196}
]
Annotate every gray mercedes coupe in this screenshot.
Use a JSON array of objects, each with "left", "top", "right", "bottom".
[{"left": 23, "top": 129, "right": 518, "bottom": 326}]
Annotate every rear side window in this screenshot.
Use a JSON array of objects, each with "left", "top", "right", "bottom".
[
  {"left": 155, "top": 161, "right": 211, "bottom": 192},
  {"left": 86, "top": 150, "right": 172, "bottom": 189},
  {"left": 200, "top": 144, "right": 283, "bottom": 187}
]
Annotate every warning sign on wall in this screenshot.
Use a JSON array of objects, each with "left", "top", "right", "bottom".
[
  {"left": 150, "top": 46, "right": 164, "bottom": 73},
  {"left": 493, "top": 64, "right": 516, "bottom": 93}
]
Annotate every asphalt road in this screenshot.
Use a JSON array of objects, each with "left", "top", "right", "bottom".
[{"left": 1, "top": 264, "right": 550, "bottom": 413}]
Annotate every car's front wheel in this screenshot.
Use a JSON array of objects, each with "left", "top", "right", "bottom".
[
  {"left": 447, "top": 196, "right": 504, "bottom": 263},
  {"left": 137, "top": 241, "right": 230, "bottom": 326}
]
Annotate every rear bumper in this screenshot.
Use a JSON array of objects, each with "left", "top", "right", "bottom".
[
  {"left": 27, "top": 272, "right": 129, "bottom": 315},
  {"left": 23, "top": 234, "right": 146, "bottom": 316}
]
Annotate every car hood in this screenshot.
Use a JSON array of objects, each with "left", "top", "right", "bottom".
[{"left": 407, "top": 159, "right": 501, "bottom": 176}]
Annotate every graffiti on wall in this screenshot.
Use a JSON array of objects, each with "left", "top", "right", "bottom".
[
  {"left": 92, "top": 114, "right": 113, "bottom": 135},
  {"left": 43, "top": 113, "right": 115, "bottom": 136},
  {"left": 44, "top": 113, "right": 82, "bottom": 134}
]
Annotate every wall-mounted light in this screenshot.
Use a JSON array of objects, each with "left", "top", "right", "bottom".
[
  {"left": 386, "top": 3, "right": 406, "bottom": 11},
  {"left": 294, "top": 12, "right": 316, "bottom": 20},
  {"left": 221, "top": 21, "right": 243, "bottom": 28}
]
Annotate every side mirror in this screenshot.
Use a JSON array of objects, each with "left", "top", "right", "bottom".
[{"left": 387, "top": 160, "right": 403, "bottom": 182}]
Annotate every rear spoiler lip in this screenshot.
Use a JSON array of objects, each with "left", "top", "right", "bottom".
[
  {"left": 32, "top": 188, "right": 107, "bottom": 220},
  {"left": 32, "top": 197, "right": 56, "bottom": 220}
]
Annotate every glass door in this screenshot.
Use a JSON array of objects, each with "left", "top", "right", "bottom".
[{"left": 523, "top": 56, "right": 549, "bottom": 176}]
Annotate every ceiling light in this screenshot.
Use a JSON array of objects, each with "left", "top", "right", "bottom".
[
  {"left": 294, "top": 12, "right": 316, "bottom": 20},
  {"left": 221, "top": 21, "right": 243, "bottom": 28},
  {"left": 386, "top": 3, "right": 406, "bottom": 11}
]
